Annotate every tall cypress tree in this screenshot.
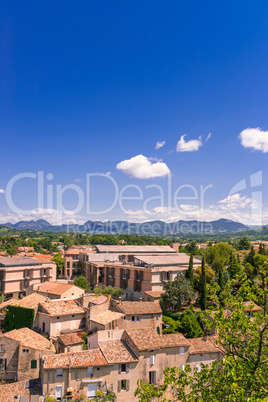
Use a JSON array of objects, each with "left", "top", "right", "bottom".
[
  {"left": 218, "top": 265, "right": 223, "bottom": 290},
  {"left": 186, "top": 253, "right": 194, "bottom": 287},
  {"left": 200, "top": 256, "right": 207, "bottom": 311}
]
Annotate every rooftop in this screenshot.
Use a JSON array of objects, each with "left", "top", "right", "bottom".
[
  {"left": 35, "top": 281, "right": 83, "bottom": 296},
  {"left": 85, "top": 294, "right": 109, "bottom": 305},
  {"left": 85, "top": 253, "right": 120, "bottom": 262},
  {"left": 0, "top": 256, "right": 41, "bottom": 267},
  {"left": 96, "top": 245, "right": 176, "bottom": 254},
  {"left": 99, "top": 340, "right": 138, "bottom": 363},
  {"left": 43, "top": 349, "right": 107, "bottom": 369},
  {"left": 133, "top": 253, "right": 200, "bottom": 266},
  {"left": 1, "top": 327, "right": 55, "bottom": 352},
  {"left": 188, "top": 337, "right": 221, "bottom": 355},
  {"left": 91, "top": 310, "right": 124, "bottom": 325},
  {"left": 243, "top": 301, "right": 262, "bottom": 311},
  {"left": 0, "top": 293, "right": 47, "bottom": 312},
  {"left": 125, "top": 328, "right": 189, "bottom": 351},
  {"left": 58, "top": 332, "right": 83, "bottom": 346},
  {"left": 39, "top": 299, "right": 85, "bottom": 316},
  {"left": 144, "top": 290, "right": 166, "bottom": 298},
  {"left": 117, "top": 301, "right": 162, "bottom": 315}
]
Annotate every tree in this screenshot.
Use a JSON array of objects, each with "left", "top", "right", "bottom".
[
  {"left": 52, "top": 253, "right": 64, "bottom": 277},
  {"left": 179, "top": 308, "right": 203, "bottom": 338},
  {"left": 206, "top": 242, "right": 233, "bottom": 272},
  {"left": 200, "top": 257, "right": 207, "bottom": 311},
  {"left": 258, "top": 242, "right": 267, "bottom": 255},
  {"left": 237, "top": 236, "right": 251, "bottom": 250},
  {"left": 185, "top": 253, "right": 194, "bottom": 287},
  {"left": 218, "top": 266, "right": 223, "bottom": 291},
  {"left": 160, "top": 274, "right": 194, "bottom": 311},
  {"left": 193, "top": 265, "right": 215, "bottom": 291},
  {"left": 228, "top": 252, "right": 241, "bottom": 279},
  {"left": 244, "top": 246, "right": 255, "bottom": 266},
  {"left": 74, "top": 275, "right": 89, "bottom": 290}
]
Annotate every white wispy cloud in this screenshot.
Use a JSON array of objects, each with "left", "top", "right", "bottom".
[
  {"left": 206, "top": 133, "right": 211, "bottom": 142},
  {"left": 116, "top": 154, "right": 170, "bottom": 179},
  {"left": 240, "top": 127, "right": 268, "bottom": 153},
  {"left": 155, "top": 141, "right": 165, "bottom": 149},
  {"left": 176, "top": 134, "right": 202, "bottom": 152},
  {"left": 0, "top": 189, "right": 5, "bottom": 194}
]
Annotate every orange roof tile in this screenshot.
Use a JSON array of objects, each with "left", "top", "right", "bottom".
[
  {"left": 99, "top": 340, "right": 138, "bottom": 363},
  {"left": 43, "top": 349, "right": 107, "bottom": 369},
  {"left": 125, "top": 328, "right": 189, "bottom": 351},
  {"left": 39, "top": 299, "right": 85, "bottom": 316},
  {"left": 58, "top": 332, "right": 83, "bottom": 346},
  {"left": 1, "top": 327, "right": 55, "bottom": 352},
  {"left": 117, "top": 301, "right": 162, "bottom": 315},
  {"left": 188, "top": 337, "right": 221, "bottom": 354}
]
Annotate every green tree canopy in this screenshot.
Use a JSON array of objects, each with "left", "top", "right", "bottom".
[
  {"left": 206, "top": 242, "right": 233, "bottom": 271},
  {"left": 161, "top": 274, "right": 194, "bottom": 311},
  {"left": 74, "top": 275, "right": 89, "bottom": 290}
]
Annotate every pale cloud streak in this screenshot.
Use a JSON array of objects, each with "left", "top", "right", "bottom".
[{"left": 155, "top": 141, "right": 165, "bottom": 149}]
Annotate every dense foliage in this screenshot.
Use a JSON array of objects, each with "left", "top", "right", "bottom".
[{"left": 3, "top": 305, "right": 35, "bottom": 332}]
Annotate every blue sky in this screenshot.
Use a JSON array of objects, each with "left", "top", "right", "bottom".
[{"left": 1, "top": 1, "right": 268, "bottom": 225}]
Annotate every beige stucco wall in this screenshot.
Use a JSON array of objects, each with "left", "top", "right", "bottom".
[{"left": 37, "top": 312, "right": 86, "bottom": 337}]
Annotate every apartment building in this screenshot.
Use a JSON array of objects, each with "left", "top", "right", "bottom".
[
  {"left": 42, "top": 327, "right": 223, "bottom": 401},
  {"left": 0, "top": 257, "right": 57, "bottom": 299},
  {"left": 79, "top": 250, "right": 200, "bottom": 300},
  {"left": 63, "top": 246, "right": 95, "bottom": 279},
  {"left": 0, "top": 327, "right": 55, "bottom": 382}
]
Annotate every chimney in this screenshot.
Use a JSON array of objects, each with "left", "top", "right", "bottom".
[
  {"left": 119, "top": 297, "right": 122, "bottom": 305},
  {"left": 139, "top": 297, "right": 142, "bottom": 302}
]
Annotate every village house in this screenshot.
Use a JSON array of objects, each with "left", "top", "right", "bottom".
[
  {"left": 37, "top": 299, "right": 86, "bottom": 336},
  {"left": 0, "top": 327, "right": 55, "bottom": 382},
  {"left": 27, "top": 281, "right": 85, "bottom": 299},
  {"left": 55, "top": 332, "right": 84, "bottom": 353},
  {"left": 41, "top": 327, "right": 223, "bottom": 401},
  {"left": 0, "top": 256, "right": 57, "bottom": 299}
]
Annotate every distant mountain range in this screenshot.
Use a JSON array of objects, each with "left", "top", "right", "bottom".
[{"left": 2, "top": 218, "right": 254, "bottom": 235}]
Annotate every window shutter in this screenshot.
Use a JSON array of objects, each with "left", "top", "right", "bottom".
[
  {"left": 169, "top": 271, "right": 173, "bottom": 281},
  {"left": 118, "top": 380, "right": 121, "bottom": 392},
  {"left": 180, "top": 347, "right": 185, "bottom": 355},
  {"left": 150, "top": 355, "right": 155, "bottom": 365},
  {"left": 126, "top": 363, "right": 129, "bottom": 373},
  {"left": 161, "top": 272, "right": 165, "bottom": 282},
  {"left": 126, "top": 380, "right": 130, "bottom": 392},
  {"left": 118, "top": 364, "right": 121, "bottom": 374}
]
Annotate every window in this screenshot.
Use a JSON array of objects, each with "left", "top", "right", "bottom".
[
  {"left": 150, "top": 355, "right": 155, "bottom": 365},
  {"left": 149, "top": 371, "right": 156, "bottom": 385},
  {"left": 179, "top": 364, "right": 185, "bottom": 371},
  {"left": 56, "top": 321, "right": 61, "bottom": 331},
  {"left": 180, "top": 347, "right": 185, "bottom": 355},
  {"left": 121, "top": 380, "right": 126, "bottom": 390},
  {"left": 0, "top": 358, "right": 6, "bottom": 371},
  {"left": 31, "top": 360, "right": 37, "bottom": 369},
  {"left": 87, "top": 367, "right": 93, "bottom": 376},
  {"left": 132, "top": 316, "right": 135, "bottom": 322},
  {"left": 136, "top": 316, "right": 141, "bottom": 322},
  {"left": 121, "top": 363, "right": 126, "bottom": 373},
  {"left": 0, "top": 345, "right": 5, "bottom": 352},
  {"left": 22, "top": 349, "right": 29, "bottom": 354},
  {"left": 56, "top": 369, "right": 63, "bottom": 377}
]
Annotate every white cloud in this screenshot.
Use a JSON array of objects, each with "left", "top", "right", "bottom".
[
  {"left": 155, "top": 141, "right": 165, "bottom": 149},
  {"left": 0, "top": 189, "right": 5, "bottom": 194},
  {"left": 206, "top": 133, "right": 211, "bottom": 142},
  {"left": 176, "top": 134, "right": 202, "bottom": 152},
  {"left": 240, "top": 127, "right": 268, "bottom": 153},
  {"left": 116, "top": 154, "right": 170, "bottom": 179},
  {"left": 106, "top": 172, "right": 111, "bottom": 176}
]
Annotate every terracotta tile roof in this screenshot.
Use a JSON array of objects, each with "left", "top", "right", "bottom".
[
  {"left": 125, "top": 328, "right": 189, "bottom": 351},
  {"left": 39, "top": 299, "right": 85, "bottom": 316},
  {"left": 58, "top": 332, "right": 83, "bottom": 346},
  {"left": 99, "top": 340, "right": 138, "bottom": 363},
  {"left": 91, "top": 310, "right": 124, "bottom": 325},
  {"left": 86, "top": 294, "right": 109, "bottom": 305},
  {"left": 144, "top": 290, "right": 166, "bottom": 298},
  {"left": 35, "top": 281, "right": 77, "bottom": 295},
  {"left": 96, "top": 245, "right": 176, "bottom": 253},
  {"left": 1, "top": 327, "right": 55, "bottom": 352},
  {"left": 0, "top": 293, "right": 47, "bottom": 312},
  {"left": 43, "top": 349, "right": 107, "bottom": 369},
  {"left": 188, "top": 337, "right": 221, "bottom": 355},
  {"left": 117, "top": 301, "right": 162, "bottom": 315}
]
